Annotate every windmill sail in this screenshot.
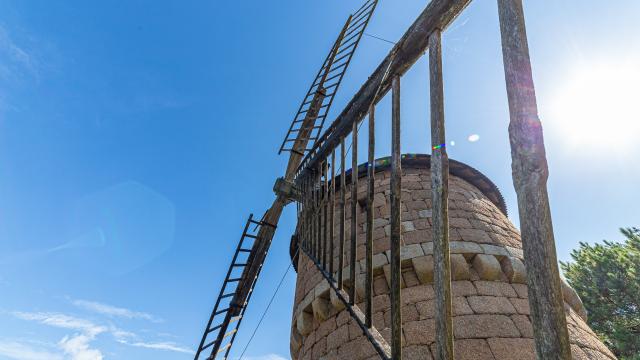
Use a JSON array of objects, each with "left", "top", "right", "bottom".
[
  {"left": 278, "top": 0, "right": 379, "bottom": 156},
  {"left": 195, "top": 2, "right": 379, "bottom": 359}
]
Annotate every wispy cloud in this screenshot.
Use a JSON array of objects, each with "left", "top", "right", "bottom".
[
  {"left": 11, "top": 312, "right": 107, "bottom": 336},
  {"left": 0, "top": 340, "right": 63, "bottom": 360},
  {"left": 11, "top": 309, "right": 191, "bottom": 357},
  {"left": 0, "top": 24, "right": 38, "bottom": 80},
  {"left": 117, "top": 339, "right": 193, "bottom": 355},
  {"left": 59, "top": 334, "right": 103, "bottom": 360},
  {"left": 72, "top": 299, "right": 162, "bottom": 323},
  {"left": 11, "top": 312, "right": 105, "bottom": 360}
]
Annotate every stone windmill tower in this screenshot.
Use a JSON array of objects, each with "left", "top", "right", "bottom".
[
  {"left": 194, "top": 0, "right": 618, "bottom": 359},
  {"left": 289, "top": 155, "right": 614, "bottom": 359}
]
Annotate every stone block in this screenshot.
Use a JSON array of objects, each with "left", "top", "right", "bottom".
[
  {"left": 467, "top": 295, "right": 517, "bottom": 314},
  {"left": 452, "top": 280, "right": 477, "bottom": 296},
  {"left": 315, "top": 279, "right": 330, "bottom": 298},
  {"left": 449, "top": 241, "right": 483, "bottom": 256},
  {"left": 451, "top": 253, "right": 471, "bottom": 280},
  {"left": 474, "top": 280, "right": 518, "bottom": 298},
  {"left": 330, "top": 288, "right": 345, "bottom": 311},
  {"left": 412, "top": 255, "right": 433, "bottom": 284},
  {"left": 453, "top": 314, "right": 520, "bottom": 339},
  {"left": 511, "top": 314, "right": 533, "bottom": 338},
  {"left": 505, "top": 246, "right": 524, "bottom": 259},
  {"left": 500, "top": 256, "right": 527, "bottom": 284},
  {"left": 488, "top": 338, "right": 535, "bottom": 360},
  {"left": 383, "top": 264, "right": 406, "bottom": 288},
  {"left": 402, "top": 220, "right": 416, "bottom": 232},
  {"left": 386, "top": 244, "right": 423, "bottom": 267},
  {"left": 296, "top": 311, "right": 314, "bottom": 336},
  {"left": 403, "top": 345, "right": 433, "bottom": 360},
  {"left": 403, "top": 319, "right": 435, "bottom": 345},
  {"left": 561, "top": 278, "right": 588, "bottom": 321},
  {"left": 421, "top": 242, "right": 434, "bottom": 255},
  {"left": 458, "top": 228, "right": 493, "bottom": 243},
  {"left": 418, "top": 209, "right": 432, "bottom": 218},
  {"left": 454, "top": 339, "right": 495, "bottom": 360},
  {"left": 312, "top": 336, "right": 327, "bottom": 359},
  {"left": 510, "top": 297, "right": 531, "bottom": 315},
  {"left": 312, "top": 297, "right": 332, "bottom": 322},
  {"left": 450, "top": 217, "right": 473, "bottom": 229},
  {"left": 512, "top": 283, "right": 529, "bottom": 298},
  {"left": 291, "top": 327, "right": 303, "bottom": 354},
  {"left": 480, "top": 244, "right": 509, "bottom": 257},
  {"left": 473, "top": 254, "right": 503, "bottom": 280},
  {"left": 326, "top": 324, "right": 349, "bottom": 350},
  {"left": 402, "top": 284, "right": 434, "bottom": 304}
]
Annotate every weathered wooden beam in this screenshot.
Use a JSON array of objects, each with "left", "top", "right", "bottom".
[
  {"left": 330, "top": 149, "right": 336, "bottom": 276},
  {"left": 497, "top": 0, "right": 571, "bottom": 359},
  {"left": 429, "top": 29, "right": 454, "bottom": 360},
  {"left": 390, "top": 75, "right": 402, "bottom": 360},
  {"left": 316, "top": 167, "right": 322, "bottom": 261},
  {"left": 323, "top": 160, "right": 329, "bottom": 270},
  {"left": 303, "top": 0, "right": 472, "bottom": 172},
  {"left": 349, "top": 121, "right": 358, "bottom": 305},
  {"left": 338, "top": 139, "right": 347, "bottom": 290},
  {"left": 365, "top": 104, "right": 375, "bottom": 328}
]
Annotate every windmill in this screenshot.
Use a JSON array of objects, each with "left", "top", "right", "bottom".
[{"left": 194, "top": 1, "right": 379, "bottom": 358}]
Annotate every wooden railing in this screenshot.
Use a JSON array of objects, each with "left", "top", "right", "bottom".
[{"left": 293, "top": 0, "right": 571, "bottom": 359}]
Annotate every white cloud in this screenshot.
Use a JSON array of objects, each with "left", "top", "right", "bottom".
[
  {"left": 117, "top": 339, "right": 193, "bottom": 354},
  {"left": 12, "top": 308, "right": 190, "bottom": 357},
  {"left": 59, "top": 334, "right": 103, "bottom": 360},
  {"left": 11, "top": 312, "right": 107, "bottom": 337},
  {"left": 0, "top": 340, "right": 63, "bottom": 360},
  {"left": 72, "top": 299, "right": 161, "bottom": 322},
  {"left": 11, "top": 312, "right": 105, "bottom": 360}
]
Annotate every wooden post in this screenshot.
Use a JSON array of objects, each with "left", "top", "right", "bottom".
[
  {"left": 429, "top": 29, "right": 454, "bottom": 360},
  {"left": 338, "top": 139, "right": 347, "bottom": 290},
  {"left": 390, "top": 75, "right": 402, "bottom": 359},
  {"left": 317, "top": 167, "right": 322, "bottom": 262},
  {"left": 365, "top": 104, "right": 375, "bottom": 327},
  {"left": 330, "top": 149, "right": 336, "bottom": 277},
  {"left": 350, "top": 120, "right": 358, "bottom": 305},
  {"left": 497, "top": 0, "right": 571, "bottom": 359},
  {"left": 323, "top": 160, "right": 329, "bottom": 270}
]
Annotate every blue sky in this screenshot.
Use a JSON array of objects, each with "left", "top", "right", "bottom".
[{"left": 0, "top": 1, "right": 638, "bottom": 359}]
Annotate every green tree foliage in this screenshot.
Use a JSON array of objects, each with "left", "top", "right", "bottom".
[{"left": 561, "top": 227, "right": 640, "bottom": 359}]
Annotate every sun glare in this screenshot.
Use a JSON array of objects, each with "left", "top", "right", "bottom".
[{"left": 548, "top": 60, "right": 640, "bottom": 155}]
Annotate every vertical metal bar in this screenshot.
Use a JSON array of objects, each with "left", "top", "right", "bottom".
[
  {"left": 338, "top": 138, "right": 346, "bottom": 290},
  {"left": 330, "top": 149, "right": 336, "bottom": 278},
  {"left": 497, "top": 1, "right": 571, "bottom": 358},
  {"left": 390, "top": 75, "right": 402, "bottom": 360},
  {"left": 429, "top": 29, "right": 454, "bottom": 360},
  {"left": 365, "top": 104, "right": 375, "bottom": 328},
  {"left": 349, "top": 120, "right": 358, "bottom": 305},
  {"left": 323, "top": 160, "right": 329, "bottom": 270}
]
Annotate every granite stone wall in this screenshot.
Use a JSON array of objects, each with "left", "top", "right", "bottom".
[{"left": 290, "top": 156, "right": 615, "bottom": 360}]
